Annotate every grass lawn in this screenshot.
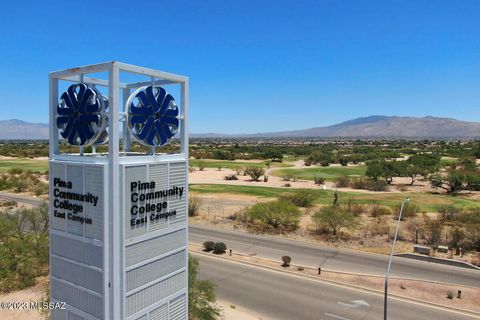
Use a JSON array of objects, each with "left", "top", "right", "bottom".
[
  {"left": 189, "top": 184, "right": 480, "bottom": 212},
  {"left": 0, "top": 158, "right": 48, "bottom": 172},
  {"left": 190, "top": 159, "right": 291, "bottom": 170},
  {"left": 271, "top": 165, "right": 366, "bottom": 181},
  {"left": 440, "top": 156, "right": 458, "bottom": 166}
]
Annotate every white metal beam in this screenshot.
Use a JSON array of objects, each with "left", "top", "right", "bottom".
[
  {"left": 50, "top": 61, "right": 114, "bottom": 79},
  {"left": 114, "top": 62, "right": 188, "bottom": 82}
]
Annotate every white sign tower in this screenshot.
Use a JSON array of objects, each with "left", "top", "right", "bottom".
[{"left": 49, "top": 62, "right": 189, "bottom": 320}]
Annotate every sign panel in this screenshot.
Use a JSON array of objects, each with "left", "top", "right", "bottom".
[
  {"left": 50, "top": 161, "right": 107, "bottom": 319},
  {"left": 123, "top": 161, "right": 188, "bottom": 319}
]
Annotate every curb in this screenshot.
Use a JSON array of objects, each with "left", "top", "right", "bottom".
[
  {"left": 396, "top": 253, "right": 480, "bottom": 271},
  {"left": 190, "top": 245, "right": 480, "bottom": 319}
]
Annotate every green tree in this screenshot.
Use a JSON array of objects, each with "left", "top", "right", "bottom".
[
  {"left": 263, "top": 148, "right": 283, "bottom": 162},
  {"left": 430, "top": 171, "right": 465, "bottom": 193},
  {"left": 366, "top": 159, "right": 401, "bottom": 184},
  {"left": 312, "top": 206, "right": 357, "bottom": 236},
  {"left": 189, "top": 256, "right": 221, "bottom": 320},
  {"left": 0, "top": 203, "right": 49, "bottom": 292},
  {"left": 431, "top": 158, "right": 480, "bottom": 193},
  {"left": 247, "top": 200, "right": 301, "bottom": 230},
  {"left": 403, "top": 154, "right": 441, "bottom": 185},
  {"left": 244, "top": 166, "right": 265, "bottom": 181},
  {"left": 307, "top": 150, "right": 334, "bottom": 166}
]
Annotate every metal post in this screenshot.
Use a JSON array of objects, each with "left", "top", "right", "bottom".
[
  {"left": 384, "top": 198, "right": 410, "bottom": 320},
  {"left": 109, "top": 65, "right": 121, "bottom": 320}
]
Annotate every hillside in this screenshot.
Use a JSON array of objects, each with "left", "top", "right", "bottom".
[
  {"left": 0, "top": 119, "right": 49, "bottom": 140},
  {"left": 194, "top": 116, "right": 480, "bottom": 139}
]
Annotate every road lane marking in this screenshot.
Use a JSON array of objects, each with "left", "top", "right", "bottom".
[
  {"left": 337, "top": 300, "right": 370, "bottom": 309},
  {"left": 324, "top": 312, "right": 352, "bottom": 320}
]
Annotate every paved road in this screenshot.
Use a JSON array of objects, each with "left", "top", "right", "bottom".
[
  {"left": 6, "top": 192, "right": 477, "bottom": 288},
  {"left": 0, "top": 193, "right": 44, "bottom": 206},
  {"left": 195, "top": 253, "right": 478, "bottom": 320},
  {"left": 190, "top": 225, "right": 480, "bottom": 287}
]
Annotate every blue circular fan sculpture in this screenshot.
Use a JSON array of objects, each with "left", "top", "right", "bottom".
[
  {"left": 126, "top": 85, "right": 179, "bottom": 147},
  {"left": 57, "top": 83, "right": 107, "bottom": 146}
]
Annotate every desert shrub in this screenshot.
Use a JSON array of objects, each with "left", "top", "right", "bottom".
[
  {"left": 0, "top": 178, "right": 12, "bottom": 191},
  {"left": 351, "top": 178, "right": 368, "bottom": 189},
  {"left": 281, "top": 174, "right": 294, "bottom": 181},
  {"left": 312, "top": 206, "right": 358, "bottom": 236},
  {"left": 203, "top": 241, "right": 215, "bottom": 252},
  {"left": 439, "top": 205, "right": 461, "bottom": 223},
  {"left": 283, "top": 183, "right": 291, "bottom": 187},
  {"left": 0, "top": 203, "right": 49, "bottom": 292},
  {"left": 422, "top": 216, "right": 443, "bottom": 247},
  {"left": 246, "top": 200, "right": 301, "bottom": 231},
  {"left": 335, "top": 176, "right": 350, "bottom": 188},
  {"left": 351, "top": 178, "right": 388, "bottom": 191},
  {"left": 279, "top": 189, "right": 317, "bottom": 207},
  {"left": 12, "top": 178, "right": 27, "bottom": 193},
  {"left": 213, "top": 242, "right": 227, "bottom": 254},
  {"left": 197, "top": 161, "right": 206, "bottom": 171},
  {"left": 34, "top": 182, "right": 49, "bottom": 196},
  {"left": 394, "top": 202, "right": 419, "bottom": 220},
  {"left": 370, "top": 204, "right": 392, "bottom": 217},
  {"left": 314, "top": 175, "right": 325, "bottom": 185},
  {"left": 464, "top": 224, "right": 480, "bottom": 251},
  {"left": 224, "top": 174, "right": 238, "bottom": 181},
  {"left": 367, "top": 180, "right": 388, "bottom": 191},
  {"left": 447, "top": 290, "right": 454, "bottom": 299},
  {"left": 448, "top": 227, "right": 466, "bottom": 250},
  {"left": 188, "top": 195, "right": 203, "bottom": 217},
  {"left": 235, "top": 167, "right": 243, "bottom": 175},
  {"left": 368, "top": 216, "right": 390, "bottom": 236},
  {"left": 281, "top": 256, "right": 291, "bottom": 267},
  {"left": 244, "top": 166, "right": 265, "bottom": 181},
  {"left": 457, "top": 208, "right": 480, "bottom": 225},
  {"left": 343, "top": 199, "right": 365, "bottom": 217},
  {"left": 7, "top": 168, "right": 23, "bottom": 175}
]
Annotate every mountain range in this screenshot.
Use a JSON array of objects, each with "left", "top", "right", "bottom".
[
  {"left": 0, "top": 116, "right": 479, "bottom": 140},
  {"left": 193, "top": 116, "right": 480, "bottom": 139}
]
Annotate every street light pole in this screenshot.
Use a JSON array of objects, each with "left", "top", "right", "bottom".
[{"left": 384, "top": 198, "right": 410, "bottom": 320}]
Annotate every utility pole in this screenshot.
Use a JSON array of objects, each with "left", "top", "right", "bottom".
[{"left": 384, "top": 198, "right": 410, "bottom": 320}]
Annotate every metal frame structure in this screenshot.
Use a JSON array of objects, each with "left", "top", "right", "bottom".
[{"left": 49, "top": 62, "right": 189, "bottom": 320}]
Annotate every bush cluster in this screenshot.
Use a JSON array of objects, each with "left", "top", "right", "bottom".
[
  {"left": 0, "top": 203, "right": 49, "bottom": 292},
  {"left": 246, "top": 200, "right": 301, "bottom": 231},
  {"left": 202, "top": 241, "right": 227, "bottom": 254},
  {"left": 334, "top": 176, "right": 388, "bottom": 191},
  {"left": 279, "top": 190, "right": 317, "bottom": 207}
]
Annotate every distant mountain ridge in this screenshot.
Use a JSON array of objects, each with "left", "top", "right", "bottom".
[
  {"left": 1, "top": 116, "right": 479, "bottom": 140},
  {"left": 193, "top": 116, "right": 480, "bottom": 139},
  {"left": 0, "top": 119, "right": 49, "bottom": 140}
]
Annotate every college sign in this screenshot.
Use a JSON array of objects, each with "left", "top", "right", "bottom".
[{"left": 49, "top": 62, "right": 189, "bottom": 320}]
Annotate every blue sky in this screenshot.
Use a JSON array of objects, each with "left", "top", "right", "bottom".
[{"left": 0, "top": 0, "right": 479, "bottom": 134}]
